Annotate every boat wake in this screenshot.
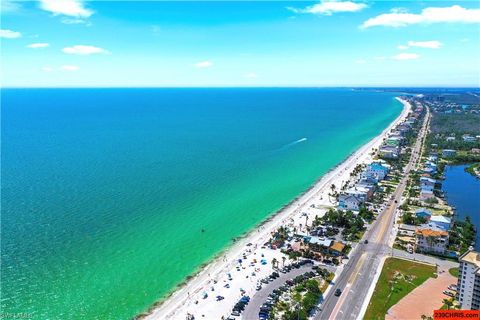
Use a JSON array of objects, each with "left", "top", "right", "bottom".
[{"left": 278, "top": 137, "right": 308, "bottom": 151}]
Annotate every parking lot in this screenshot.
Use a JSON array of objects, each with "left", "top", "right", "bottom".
[{"left": 241, "top": 261, "right": 336, "bottom": 320}]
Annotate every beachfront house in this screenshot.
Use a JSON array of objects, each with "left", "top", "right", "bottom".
[
  {"left": 415, "top": 208, "right": 432, "bottom": 220},
  {"left": 430, "top": 215, "right": 452, "bottom": 231},
  {"left": 442, "top": 149, "right": 457, "bottom": 158},
  {"left": 356, "top": 182, "right": 376, "bottom": 197},
  {"left": 338, "top": 194, "right": 363, "bottom": 212},
  {"left": 361, "top": 162, "right": 390, "bottom": 182},
  {"left": 379, "top": 146, "right": 399, "bottom": 159},
  {"left": 345, "top": 185, "right": 373, "bottom": 202},
  {"left": 358, "top": 176, "right": 378, "bottom": 186},
  {"left": 396, "top": 124, "right": 411, "bottom": 133},
  {"left": 386, "top": 137, "right": 402, "bottom": 147},
  {"left": 390, "top": 130, "right": 405, "bottom": 137},
  {"left": 415, "top": 225, "right": 449, "bottom": 255}
]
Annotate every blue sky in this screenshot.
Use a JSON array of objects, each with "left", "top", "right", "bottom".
[{"left": 1, "top": 0, "right": 479, "bottom": 87}]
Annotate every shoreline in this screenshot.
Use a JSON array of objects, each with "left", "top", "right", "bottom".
[{"left": 141, "top": 97, "right": 412, "bottom": 319}]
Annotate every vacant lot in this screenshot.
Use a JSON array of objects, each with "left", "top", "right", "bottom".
[
  {"left": 430, "top": 112, "right": 480, "bottom": 135},
  {"left": 364, "top": 258, "right": 437, "bottom": 320}
]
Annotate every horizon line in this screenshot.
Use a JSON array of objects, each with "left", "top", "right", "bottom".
[{"left": 2, "top": 86, "right": 479, "bottom": 89}]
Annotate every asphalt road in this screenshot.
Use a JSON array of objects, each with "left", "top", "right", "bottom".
[
  {"left": 242, "top": 264, "right": 336, "bottom": 320},
  {"left": 314, "top": 106, "right": 431, "bottom": 320}
]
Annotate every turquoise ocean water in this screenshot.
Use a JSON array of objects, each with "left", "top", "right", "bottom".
[{"left": 1, "top": 88, "right": 401, "bottom": 319}]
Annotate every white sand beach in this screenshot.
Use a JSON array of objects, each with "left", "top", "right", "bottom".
[{"left": 144, "top": 97, "right": 412, "bottom": 320}]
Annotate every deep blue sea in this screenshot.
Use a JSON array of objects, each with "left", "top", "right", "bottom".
[{"left": 1, "top": 88, "right": 402, "bottom": 319}]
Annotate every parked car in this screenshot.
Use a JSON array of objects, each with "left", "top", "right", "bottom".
[
  {"left": 334, "top": 288, "right": 342, "bottom": 297},
  {"left": 448, "top": 284, "right": 458, "bottom": 291},
  {"left": 258, "top": 312, "right": 269, "bottom": 320},
  {"left": 442, "top": 290, "right": 455, "bottom": 297}
]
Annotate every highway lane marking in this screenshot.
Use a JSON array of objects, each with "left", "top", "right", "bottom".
[
  {"left": 328, "top": 254, "right": 367, "bottom": 320},
  {"left": 348, "top": 253, "right": 366, "bottom": 284},
  {"left": 322, "top": 112, "right": 430, "bottom": 320}
]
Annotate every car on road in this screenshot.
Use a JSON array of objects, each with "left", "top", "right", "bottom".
[
  {"left": 216, "top": 295, "right": 224, "bottom": 301},
  {"left": 334, "top": 288, "right": 342, "bottom": 297},
  {"left": 364, "top": 239, "right": 369, "bottom": 244}
]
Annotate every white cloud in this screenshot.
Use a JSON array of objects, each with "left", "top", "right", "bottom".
[
  {"left": 392, "top": 53, "right": 420, "bottom": 60},
  {"left": 62, "top": 45, "right": 109, "bottom": 55},
  {"left": 407, "top": 40, "right": 442, "bottom": 49},
  {"left": 397, "top": 45, "right": 409, "bottom": 50},
  {"left": 460, "top": 38, "right": 470, "bottom": 42},
  {"left": 194, "top": 61, "right": 213, "bottom": 68},
  {"left": 0, "top": 29, "right": 21, "bottom": 39},
  {"left": 41, "top": 66, "right": 53, "bottom": 72},
  {"left": 355, "top": 59, "right": 366, "bottom": 64},
  {"left": 244, "top": 72, "right": 258, "bottom": 78},
  {"left": 287, "top": 0, "right": 367, "bottom": 16},
  {"left": 39, "top": 0, "right": 93, "bottom": 17},
  {"left": 361, "top": 5, "right": 480, "bottom": 28},
  {"left": 27, "top": 43, "right": 50, "bottom": 49},
  {"left": 60, "top": 65, "right": 80, "bottom": 71}
]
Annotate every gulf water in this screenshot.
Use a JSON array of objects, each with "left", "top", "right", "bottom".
[{"left": 1, "top": 88, "right": 401, "bottom": 319}]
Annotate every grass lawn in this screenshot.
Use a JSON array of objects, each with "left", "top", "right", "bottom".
[
  {"left": 320, "top": 273, "right": 335, "bottom": 293},
  {"left": 449, "top": 267, "right": 459, "bottom": 278},
  {"left": 364, "top": 258, "right": 437, "bottom": 320}
]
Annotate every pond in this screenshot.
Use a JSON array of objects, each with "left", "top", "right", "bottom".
[{"left": 443, "top": 164, "right": 480, "bottom": 249}]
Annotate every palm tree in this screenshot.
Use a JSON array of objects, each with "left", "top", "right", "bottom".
[{"left": 443, "top": 298, "right": 453, "bottom": 310}]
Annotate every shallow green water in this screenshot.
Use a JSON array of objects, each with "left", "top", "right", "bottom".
[{"left": 1, "top": 88, "right": 401, "bottom": 319}]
